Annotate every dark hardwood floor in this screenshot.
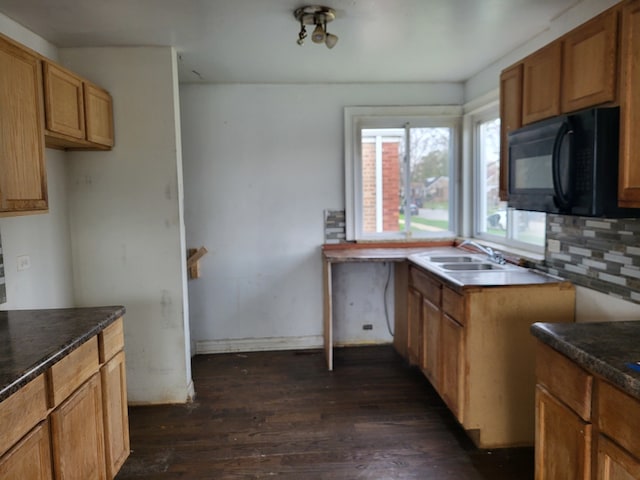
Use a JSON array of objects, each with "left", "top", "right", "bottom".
[{"left": 116, "top": 346, "right": 534, "bottom": 479}]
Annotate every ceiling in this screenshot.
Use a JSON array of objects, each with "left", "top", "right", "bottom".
[{"left": 0, "top": 0, "right": 580, "bottom": 84}]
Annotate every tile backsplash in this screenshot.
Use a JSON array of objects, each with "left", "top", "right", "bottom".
[
  {"left": 324, "top": 209, "right": 346, "bottom": 244},
  {"left": 543, "top": 214, "right": 640, "bottom": 303}
]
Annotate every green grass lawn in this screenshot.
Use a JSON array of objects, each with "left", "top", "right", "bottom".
[{"left": 399, "top": 214, "right": 450, "bottom": 232}]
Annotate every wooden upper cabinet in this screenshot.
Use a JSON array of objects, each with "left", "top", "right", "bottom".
[
  {"left": 619, "top": 0, "right": 640, "bottom": 207},
  {"left": 562, "top": 7, "right": 619, "bottom": 113},
  {"left": 43, "top": 62, "right": 85, "bottom": 140},
  {"left": 499, "top": 65, "right": 523, "bottom": 201},
  {"left": 0, "top": 36, "right": 48, "bottom": 216},
  {"left": 522, "top": 42, "right": 562, "bottom": 125},
  {"left": 43, "top": 60, "right": 114, "bottom": 150},
  {"left": 85, "top": 82, "right": 114, "bottom": 148}
]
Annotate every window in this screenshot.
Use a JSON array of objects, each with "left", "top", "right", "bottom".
[
  {"left": 474, "top": 112, "right": 545, "bottom": 252},
  {"left": 345, "top": 106, "right": 461, "bottom": 241}
]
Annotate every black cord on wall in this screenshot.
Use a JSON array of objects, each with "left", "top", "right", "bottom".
[{"left": 383, "top": 262, "right": 393, "bottom": 337}]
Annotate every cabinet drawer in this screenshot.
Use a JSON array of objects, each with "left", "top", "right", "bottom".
[
  {"left": 597, "top": 380, "right": 640, "bottom": 460},
  {"left": 99, "top": 317, "right": 124, "bottom": 363},
  {"left": 0, "top": 374, "right": 48, "bottom": 457},
  {"left": 442, "top": 287, "right": 464, "bottom": 324},
  {"left": 48, "top": 337, "right": 99, "bottom": 407},
  {"left": 535, "top": 342, "right": 592, "bottom": 421},
  {"left": 409, "top": 267, "right": 441, "bottom": 305}
]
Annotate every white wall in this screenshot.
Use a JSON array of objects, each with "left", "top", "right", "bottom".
[
  {"left": 180, "top": 83, "right": 463, "bottom": 352},
  {"left": 0, "top": 14, "right": 75, "bottom": 310},
  {"left": 60, "top": 47, "right": 193, "bottom": 404}
]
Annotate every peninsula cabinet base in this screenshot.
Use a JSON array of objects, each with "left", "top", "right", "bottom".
[
  {"left": 534, "top": 340, "right": 640, "bottom": 480},
  {"left": 0, "top": 316, "right": 129, "bottom": 480}
]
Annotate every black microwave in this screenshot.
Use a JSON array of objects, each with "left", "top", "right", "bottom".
[{"left": 507, "top": 106, "right": 640, "bottom": 217}]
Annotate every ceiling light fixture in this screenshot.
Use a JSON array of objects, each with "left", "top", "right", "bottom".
[{"left": 294, "top": 6, "right": 339, "bottom": 49}]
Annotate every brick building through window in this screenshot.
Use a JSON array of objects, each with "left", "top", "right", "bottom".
[{"left": 361, "top": 133, "right": 401, "bottom": 234}]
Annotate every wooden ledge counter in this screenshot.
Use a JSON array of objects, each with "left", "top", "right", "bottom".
[{"left": 322, "top": 242, "right": 453, "bottom": 370}]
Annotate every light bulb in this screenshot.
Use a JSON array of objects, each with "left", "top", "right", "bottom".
[
  {"left": 311, "top": 23, "right": 326, "bottom": 43},
  {"left": 325, "top": 33, "right": 338, "bottom": 49}
]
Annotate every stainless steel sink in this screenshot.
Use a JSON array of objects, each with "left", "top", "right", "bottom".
[
  {"left": 428, "top": 256, "right": 476, "bottom": 263},
  {"left": 440, "top": 263, "right": 501, "bottom": 271}
]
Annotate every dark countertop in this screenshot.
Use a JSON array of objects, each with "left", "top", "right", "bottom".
[
  {"left": 531, "top": 321, "right": 640, "bottom": 400},
  {"left": 0, "top": 306, "right": 125, "bottom": 402}
]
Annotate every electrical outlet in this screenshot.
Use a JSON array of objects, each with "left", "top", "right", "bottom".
[
  {"left": 17, "top": 255, "right": 31, "bottom": 271},
  {"left": 363, "top": 324, "right": 373, "bottom": 331}
]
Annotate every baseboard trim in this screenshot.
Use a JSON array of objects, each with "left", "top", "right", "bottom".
[{"left": 195, "top": 335, "right": 324, "bottom": 355}]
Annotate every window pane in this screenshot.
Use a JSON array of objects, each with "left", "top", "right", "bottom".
[
  {"left": 406, "top": 127, "right": 451, "bottom": 234},
  {"left": 478, "top": 118, "right": 507, "bottom": 238},
  {"left": 361, "top": 126, "right": 452, "bottom": 236},
  {"left": 476, "top": 115, "right": 545, "bottom": 251},
  {"left": 513, "top": 210, "right": 546, "bottom": 246},
  {"left": 361, "top": 128, "right": 403, "bottom": 235}
]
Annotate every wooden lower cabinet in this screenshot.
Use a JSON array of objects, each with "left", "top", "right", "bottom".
[
  {"left": 407, "top": 287, "right": 423, "bottom": 366},
  {"left": 440, "top": 313, "right": 463, "bottom": 420},
  {"left": 51, "top": 373, "right": 107, "bottom": 480},
  {"left": 0, "top": 421, "right": 53, "bottom": 480},
  {"left": 535, "top": 385, "right": 591, "bottom": 480},
  {"left": 407, "top": 264, "right": 575, "bottom": 448},
  {"left": 101, "top": 351, "right": 130, "bottom": 478},
  {"left": 422, "top": 297, "right": 440, "bottom": 388},
  {"left": 535, "top": 341, "right": 640, "bottom": 479},
  {"left": 597, "top": 435, "right": 640, "bottom": 480}
]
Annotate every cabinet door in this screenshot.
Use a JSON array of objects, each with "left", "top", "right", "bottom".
[
  {"left": 50, "top": 373, "right": 107, "bottom": 480},
  {"left": 597, "top": 435, "right": 640, "bottom": 480},
  {"left": 0, "top": 421, "right": 53, "bottom": 480},
  {"left": 407, "top": 287, "right": 423, "bottom": 366},
  {"left": 440, "top": 314, "right": 463, "bottom": 421},
  {"left": 422, "top": 297, "right": 440, "bottom": 389},
  {"left": 101, "top": 351, "right": 130, "bottom": 478},
  {"left": 0, "top": 37, "right": 47, "bottom": 215},
  {"left": 499, "top": 63, "right": 523, "bottom": 201},
  {"left": 522, "top": 42, "right": 562, "bottom": 125},
  {"left": 85, "top": 83, "right": 114, "bottom": 147},
  {"left": 43, "top": 62, "right": 85, "bottom": 140},
  {"left": 562, "top": 7, "right": 618, "bottom": 113},
  {"left": 619, "top": 0, "right": 640, "bottom": 207},
  {"left": 535, "top": 385, "right": 591, "bottom": 480}
]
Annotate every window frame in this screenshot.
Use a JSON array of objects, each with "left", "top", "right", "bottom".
[
  {"left": 470, "top": 105, "right": 545, "bottom": 255},
  {"left": 344, "top": 106, "right": 463, "bottom": 241}
]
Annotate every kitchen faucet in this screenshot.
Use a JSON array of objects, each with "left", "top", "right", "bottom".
[{"left": 459, "top": 240, "right": 506, "bottom": 265}]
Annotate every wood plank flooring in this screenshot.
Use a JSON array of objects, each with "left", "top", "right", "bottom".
[{"left": 116, "top": 346, "right": 533, "bottom": 479}]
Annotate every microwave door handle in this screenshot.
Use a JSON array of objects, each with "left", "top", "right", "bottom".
[{"left": 552, "top": 121, "right": 573, "bottom": 211}]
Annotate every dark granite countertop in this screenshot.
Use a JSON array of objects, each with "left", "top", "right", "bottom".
[
  {"left": 531, "top": 321, "right": 640, "bottom": 400},
  {"left": 0, "top": 306, "right": 125, "bottom": 402}
]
